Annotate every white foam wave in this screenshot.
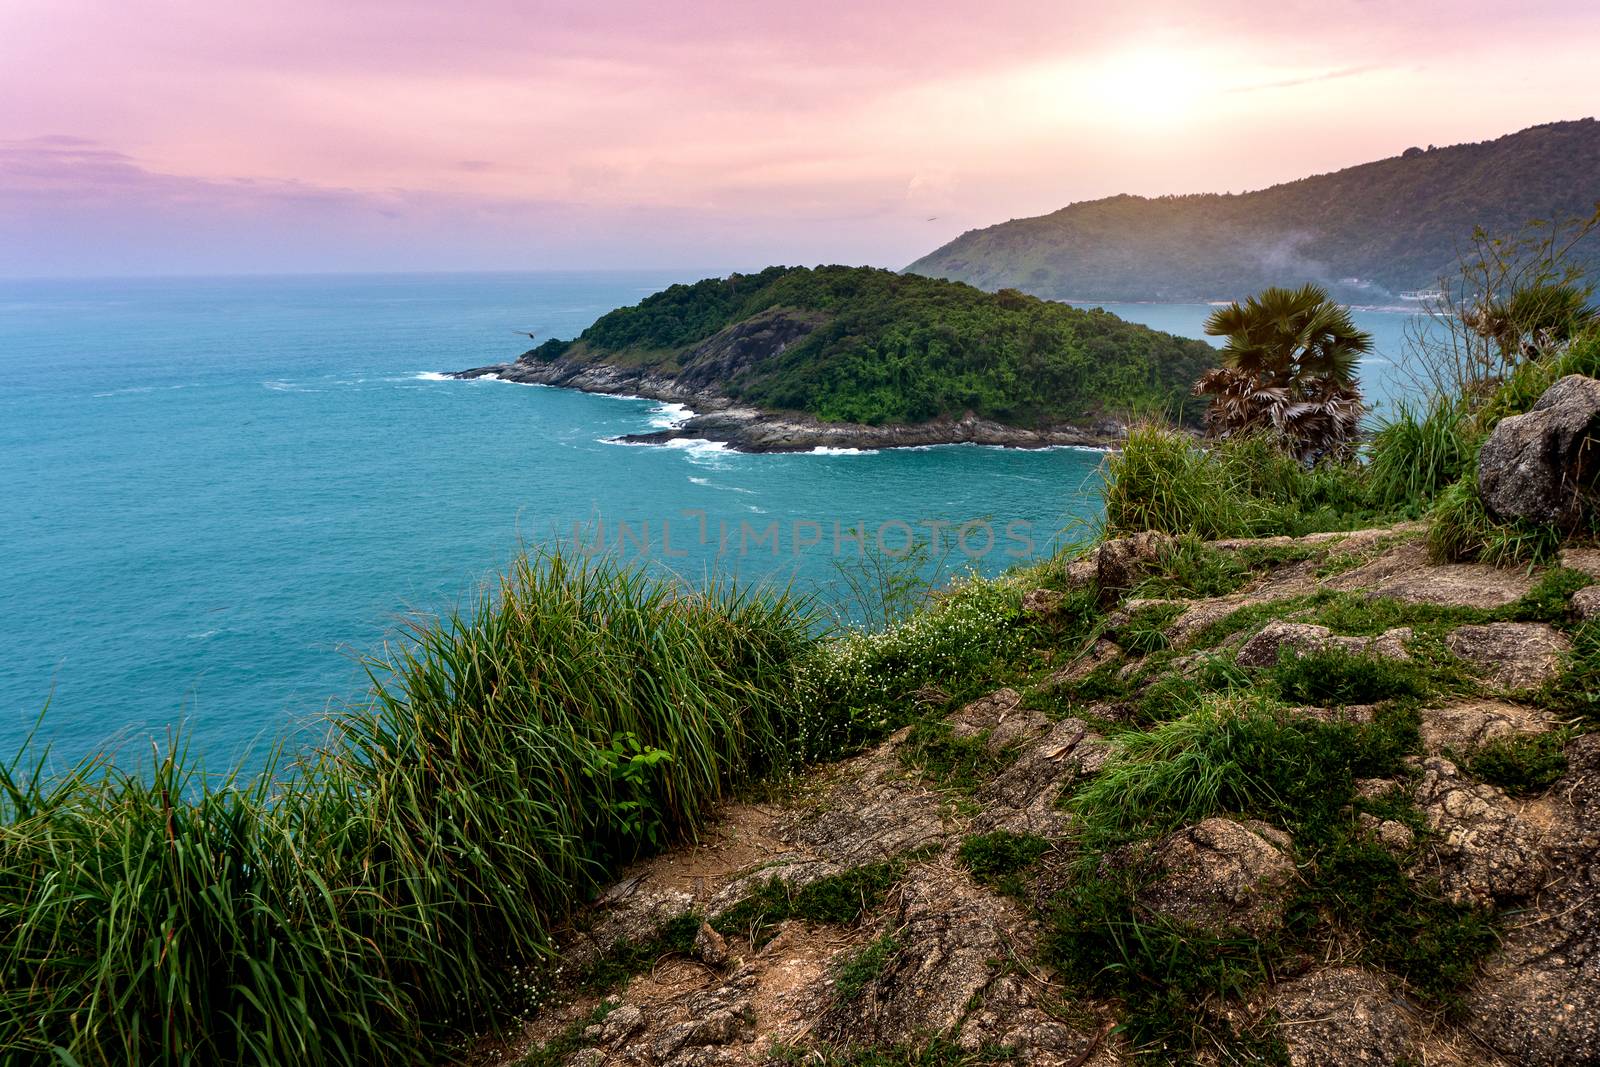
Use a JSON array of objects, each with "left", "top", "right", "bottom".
[
  {"left": 647, "top": 402, "right": 695, "bottom": 428},
  {"left": 413, "top": 371, "right": 453, "bottom": 381},
  {"left": 665, "top": 438, "right": 730, "bottom": 455},
  {"left": 805, "top": 446, "right": 875, "bottom": 456}
]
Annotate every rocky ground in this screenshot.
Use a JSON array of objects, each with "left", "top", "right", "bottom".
[{"left": 472, "top": 527, "right": 1600, "bottom": 1067}]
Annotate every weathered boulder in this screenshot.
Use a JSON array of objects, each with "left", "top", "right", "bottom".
[
  {"left": 1272, "top": 967, "right": 1416, "bottom": 1066},
  {"left": 1235, "top": 620, "right": 1412, "bottom": 668},
  {"left": 1045, "top": 637, "right": 1121, "bottom": 685},
  {"left": 1136, "top": 818, "right": 1297, "bottom": 935},
  {"left": 1478, "top": 374, "right": 1600, "bottom": 526},
  {"left": 1445, "top": 622, "right": 1570, "bottom": 690},
  {"left": 1092, "top": 531, "right": 1178, "bottom": 597},
  {"left": 785, "top": 748, "right": 954, "bottom": 868},
  {"left": 647, "top": 978, "right": 757, "bottom": 1065},
  {"left": 1412, "top": 757, "right": 1546, "bottom": 905},
  {"left": 956, "top": 973, "right": 1114, "bottom": 1066},
  {"left": 1561, "top": 546, "right": 1600, "bottom": 578},
  {"left": 1020, "top": 588, "right": 1066, "bottom": 618},
  {"left": 1574, "top": 583, "right": 1600, "bottom": 621},
  {"left": 1355, "top": 811, "right": 1416, "bottom": 852},
  {"left": 947, "top": 688, "right": 1052, "bottom": 751},
  {"left": 692, "top": 922, "right": 729, "bottom": 968}
]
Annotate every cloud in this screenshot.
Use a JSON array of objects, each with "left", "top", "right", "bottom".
[
  {"left": 1227, "top": 65, "right": 1384, "bottom": 93},
  {"left": 2, "top": 1, "right": 1597, "bottom": 275}
]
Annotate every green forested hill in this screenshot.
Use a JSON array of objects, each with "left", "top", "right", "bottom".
[
  {"left": 907, "top": 119, "right": 1600, "bottom": 303},
  {"left": 522, "top": 265, "right": 1217, "bottom": 426}
]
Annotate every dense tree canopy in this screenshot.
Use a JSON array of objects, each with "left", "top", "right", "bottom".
[{"left": 529, "top": 266, "right": 1218, "bottom": 427}]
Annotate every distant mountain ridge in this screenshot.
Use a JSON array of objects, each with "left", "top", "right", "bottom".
[{"left": 907, "top": 119, "right": 1600, "bottom": 304}]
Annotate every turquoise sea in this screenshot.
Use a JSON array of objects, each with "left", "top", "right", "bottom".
[{"left": 0, "top": 272, "right": 1418, "bottom": 772}]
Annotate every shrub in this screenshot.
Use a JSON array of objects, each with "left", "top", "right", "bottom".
[
  {"left": 1068, "top": 696, "right": 1417, "bottom": 849},
  {"left": 1103, "top": 424, "right": 1375, "bottom": 541},
  {"left": 1103, "top": 421, "right": 1252, "bottom": 538}
]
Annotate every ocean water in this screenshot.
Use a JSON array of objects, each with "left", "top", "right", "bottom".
[
  {"left": 0, "top": 273, "right": 1422, "bottom": 773},
  {"left": 0, "top": 273, "right": 1061, "bottom": 771}
]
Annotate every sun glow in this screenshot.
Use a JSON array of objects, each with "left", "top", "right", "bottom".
[{"left": 1098, "top": 49, "right": 1212, "bottom": 124}]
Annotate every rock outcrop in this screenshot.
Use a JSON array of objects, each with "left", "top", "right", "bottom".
[
  {"left": 1478, "top": 374, "right": 1600, "bottom": 527},
  {"left": 1445, "top": 622, "right": 1571, "bottom": 690},
  {"left": 1235, "top": 620, "right": 1412, "bottom": 668},
  {"left": 486, "top": 523, "right": 1595, "bottom": 1067},
  {"left": 1136, "top": 818, "right": 1297, "bottom": 935}
]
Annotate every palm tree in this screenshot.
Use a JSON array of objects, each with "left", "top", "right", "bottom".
[
  {"left": 1194, "top": 284, "right": 1373, "bottom": 462},
  {"left": 1463, "top": 280, "right": 1600, "bottom": 362}
]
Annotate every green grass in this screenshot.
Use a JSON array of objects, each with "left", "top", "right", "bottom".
[
  {"left": 1044, "top": 693, "right": 1492, "bottom": 1056},
  {"left": 899, "top": 722, "right": 1014, "bottom": 794},
  {"left": 1543, "top": 621, "right": 1600, "bottom": 722},
  {"left": 792, "top": 574, "right": 1037, "bottom": 761},
  {"left": 1425, "top": 467, "right": 1564, "bottom": 565},
  {"left": 1103, "top": 425, "right": 1381, "bottom": 542},
  {"left": 1129, "top": 537, "right": 1253, "bottom": 598},
  {"left": 1104, "top": 601, "right": 1186, "bottom": 656},
  {"left": 1458, "top": 732, "right": 1570, "bottom": 796},
  {"left": 1268, "top": 646, "right": 1428, "bottom": 706},
  {"left": 1365, "top": 396, "right": 1474, "bottom": 517},
  {"left": 0, "top": 549, "right": 818, "bottom": 1066},
  {"left": 1065, "top": 697, "right": 1415, "bottom": 850},
  {"left": 711, "top": 861, "right": 908, "bottom": 948},
  {"left": 1133, "top": 654, "right": 1252, "bottom": 724},
  {"left": 957, "top": 831, "right": 1050, "bottom": 897},
  {"left": 1045, "top": 865, "right": 1288, "bottom": 1062},
  {"left": 833, "top": 933, "right": 903, "bottom": 1002},
  {"left": 514, "top": 1001, "right": 616, "bottom": 1067},
  {"left": 1284, "top": 838, "right": 1497, "bottom": 1009},
  {"left": 575, "top": 914, "right": 705, "bottom": 992}
]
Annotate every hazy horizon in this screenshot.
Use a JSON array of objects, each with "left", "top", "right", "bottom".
[{"left": 4, "top": 0, "right": 1597, "bottom": 278}]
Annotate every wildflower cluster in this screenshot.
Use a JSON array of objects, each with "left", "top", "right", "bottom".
[{"left": 786, "top": 572, "right": 1030, "bottom": 761}]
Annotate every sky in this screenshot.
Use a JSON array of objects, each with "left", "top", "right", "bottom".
[{"left": 1, "top": 0, "right": 1597, "bottom": 277}]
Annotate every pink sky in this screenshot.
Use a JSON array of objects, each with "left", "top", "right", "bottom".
[{"left": 2, "top": 0, "right": 1596, "bottom": 276}]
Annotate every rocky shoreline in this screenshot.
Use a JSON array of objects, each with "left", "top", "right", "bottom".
[{"left": 451, "top": 356, "right": 1122, "bottom": 454}]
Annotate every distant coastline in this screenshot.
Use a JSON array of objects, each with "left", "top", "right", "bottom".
[{"left": 451, "top": 356, "right": 1123, "bottom": 453}]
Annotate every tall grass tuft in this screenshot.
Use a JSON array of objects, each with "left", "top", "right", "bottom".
[
  {"left": 0, "top": 548, "right": 815, "bottom": 1065},
  {"left": 1365, "top": 397, "right": 1474, "bottom": 516},
  {"left": 1103, "top": 422, "right": 1374, "bottom": 540},
  {"left": 1102, "top": 421, "right": 1253, "bottom": 539}
]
